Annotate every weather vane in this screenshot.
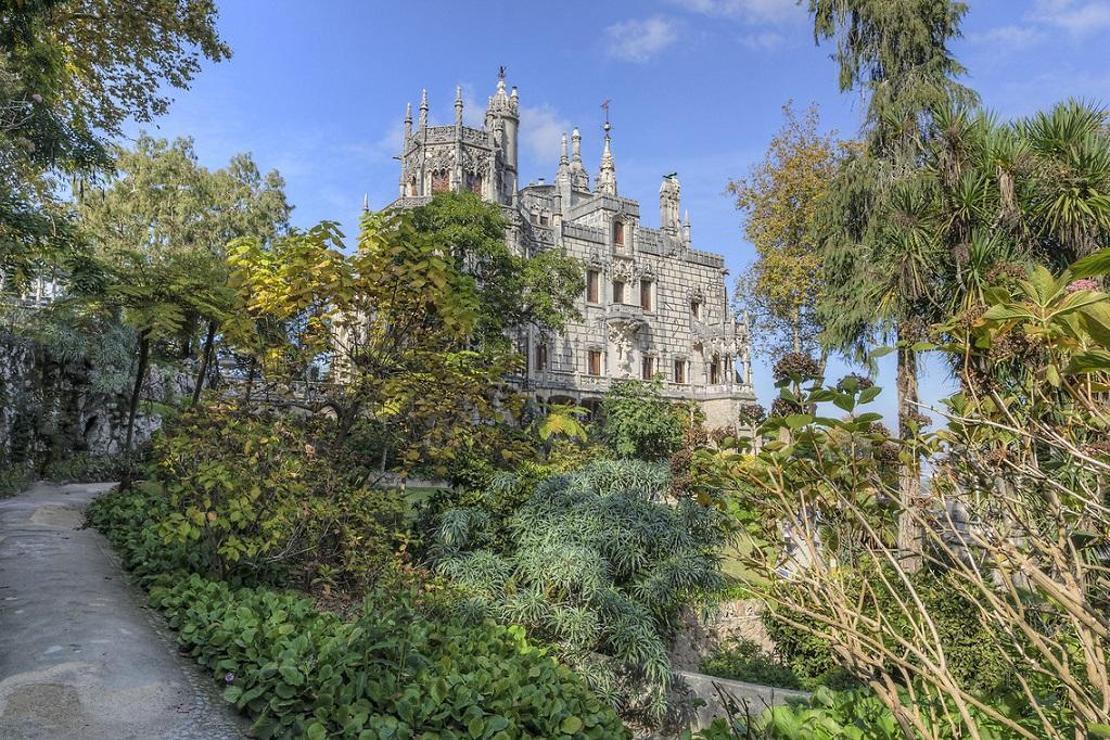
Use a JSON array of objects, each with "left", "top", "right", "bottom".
[
  {"left": 498, "top": 65, "right": 507, "bottom": 81},
  {"left": 601, "top": 98, "right": 612, "bottom": 133}
]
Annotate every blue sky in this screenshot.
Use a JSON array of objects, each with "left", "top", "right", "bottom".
[{"left": 129, "top": 0, "right": 1110, "bottom": 418}]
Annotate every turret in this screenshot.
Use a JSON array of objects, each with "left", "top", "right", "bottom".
[
  {"left": 404, "top": 102, "right": 412, "bottom": 140},
  {"left": 486, "top": 69, "right": 519, "bottom": 202},
  {"left": 418, "top": 88, "right": 428, "bottom": 129},
  {"left": 454, "top": 85, "right": 463, "bottom": 127}
]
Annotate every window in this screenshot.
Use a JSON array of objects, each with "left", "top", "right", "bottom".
[
  {"left": 674, "top": 359, "right": 687, "bottom": 384},
  {"left": 709, "top": 355, "right": 721, "bottom": 384},
  {"left": 640, "top": 279, "right": 654, "bottom": 311},
  {"left": 536, "top": 343, "right": 548, "bottom": 372},
  {"left": 641, "top": 355, "right": 656, "bottom": 380},
  {"left": 612, "top": 280, "right": 625, "bottom": 304},
  {"left": 586, "top": 270, "right": 600, "bottom": 303},
  {"left": 691, "top": 299, "right": 702, "bottom": 320},
  {"left": 588, "top": 350, "right": 603, "bottom": 376},
  {"left": 613, "top": 220, "right": 625, "bottom": 247}
]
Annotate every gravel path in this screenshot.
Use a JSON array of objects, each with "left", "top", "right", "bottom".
[{"left": 0, "top": 482, "right": 250, "bottom": 739}]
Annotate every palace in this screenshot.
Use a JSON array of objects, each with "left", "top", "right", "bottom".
[{"left": 387, "top": 73, "right": 755, "bottom": 429}]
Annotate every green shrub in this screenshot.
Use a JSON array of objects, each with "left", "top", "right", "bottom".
[
  {"left": 87, "top": 481, "right": 204, "bottom": 582},
  {"left": 764, "top": 567, "right": 1013, "bottom": 695},
  {"left": 761, "top": 614, "right": 859, "bottom": 692},
  {"left": 0, "top": 464, "right": 35, "bottom": 497},
  {"left": 434, "top": 459, "right": 727, "bottom": 723},
  {"left": 145, "top": 406, "right": 408, "bottom": 592},
  {"left": 600, "top": 380, "right": 687, "bottom": 461},
  {"left": 149, "top": 573, "right": 627, "bottom": 739},
  {"left": 699, "top": 638, "right": 803, "bottom": 690}
]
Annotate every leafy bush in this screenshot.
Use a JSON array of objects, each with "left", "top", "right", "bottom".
[
  {"left": 699, "top": 638, "right": 803, "bottom": 690},
  {"left": 87, "top": 480, "right": 205, "bottom": 582},
  {"left": 149, "top": 573, "right": 627, "bottom": 739},
  {"left": 601, "top": 380, "right": 687, "bottom": 461},
  {"left": 93, "top": 406, "right": 408, "bottom": 594},
  {"left": 433, "top": 459, "right": 727, "bottom": 724}
]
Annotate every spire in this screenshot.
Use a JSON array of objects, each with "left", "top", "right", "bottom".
[
  {"left": 559, "top": 133, "right": 569, "bottom": 167},
  {"left": 683, "top": 209, "right": 692, "bottom": 245},
  {"left": 362, "top": 193, "right": 369, "bottom": 212},
  {"left": 597, "top": 117, "right": 617, "bottom": 196},
  {"left": 404, "top": 102, "right": 412, "bottom": 139},
  {"left": 569, "top": 127, "right": 589, "bottom": 190},
  {"left": 454, "top": 85, "right": 463, "bottom": 126},
  {"left": 419, "top": 88, "right": 428, "bottom": 128}
]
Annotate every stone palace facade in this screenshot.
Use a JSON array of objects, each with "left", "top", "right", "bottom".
[{"left": 385, "top": 74, "right": 755, "bottom": 429}]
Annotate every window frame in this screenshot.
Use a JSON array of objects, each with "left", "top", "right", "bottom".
[
  {"left": 640, "top": 278, "right": 654, "bottom": 312},
  {"left": 587, "top": 349, "right": 603, "bottom": 376}
]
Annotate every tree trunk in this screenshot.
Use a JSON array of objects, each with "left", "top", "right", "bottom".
[
  {"left": 245, "top": 356, "right": 256, "bottom": 405},
  {"left": 125, "top": 330, "right": 151, "bottom": 451},
  {"left": 895, "top": 325, "right": 922, "bottom": 572},
  {"left": 792, "top": 306, "right": 801, "bottom": 354},
  {"left": 191, "top": 320, "right": 217, "bottom": 406}
]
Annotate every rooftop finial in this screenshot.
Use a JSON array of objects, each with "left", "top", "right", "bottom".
[
  {"left": 454, "top": 85, "right": 464, "bottom": 125},
  {"left": 560, "top": 132, "right": 569, "bottom": 166},
  {"left": 362, "top": 193, "right": 369, "bottom": 212},
  {"left": 597, "top": 100, "right": 617, "bottom": 196},
  {"left": 419, "top": 88, "right": 428, "bottom": 128}
]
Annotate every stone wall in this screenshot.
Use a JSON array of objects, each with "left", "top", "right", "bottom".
[
  {"left": 0, "top": 333, "right": 189, "bottom": 466},
  {"left": 669, "top": 598, "right": 773, "bottom": 673}
]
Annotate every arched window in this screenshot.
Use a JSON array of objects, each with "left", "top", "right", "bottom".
[{"left": 613, "top": 219, "right": 625, "bottom": 247}]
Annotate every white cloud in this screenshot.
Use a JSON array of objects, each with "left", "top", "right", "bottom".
[
  {"left": 519, "top": 104, "right": 570, "bottom": 162},
  {"left": 667, "top": 0, "right": 804, "bottom": 24},
  {"left": 1030, "top": 0, "right": 1110, "bottom": 35},
  {"left": 605, "top": 16, "right": 680, "bottom": 63},
  {"left": 967, "top": 24, "right": 1044, "bottom": 50},
  {"left": 739, "top": 30, "right": 787, "bottom": 50}
]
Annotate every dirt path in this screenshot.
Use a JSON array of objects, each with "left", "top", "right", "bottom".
[{"left": 0, "top": 482, "right": 249, "bottom": 739}]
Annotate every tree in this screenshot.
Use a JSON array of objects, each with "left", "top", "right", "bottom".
[
  {"left": 0, "top": 0, "right": 229, "bottom": 292},
  {"left": 808, "top": 0, "right": 978, "bottom": 569},
  {"left": 729, "top": 102, "right": 838, "bottom": 359},
  {"left": 408, "top": 192, "right": 582, "bottom": 346},
  {"left": 226, "top": 193, "right": 582, "bottom": 476},
  {"left": 77, "top": 135, "right": 289, "bottom": 447},
  {"left": 600, "top": 380, "right": 688, "bottom": 462},
  {"left": 226, "top": 211, "right": 517, "bottom": 475}
]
